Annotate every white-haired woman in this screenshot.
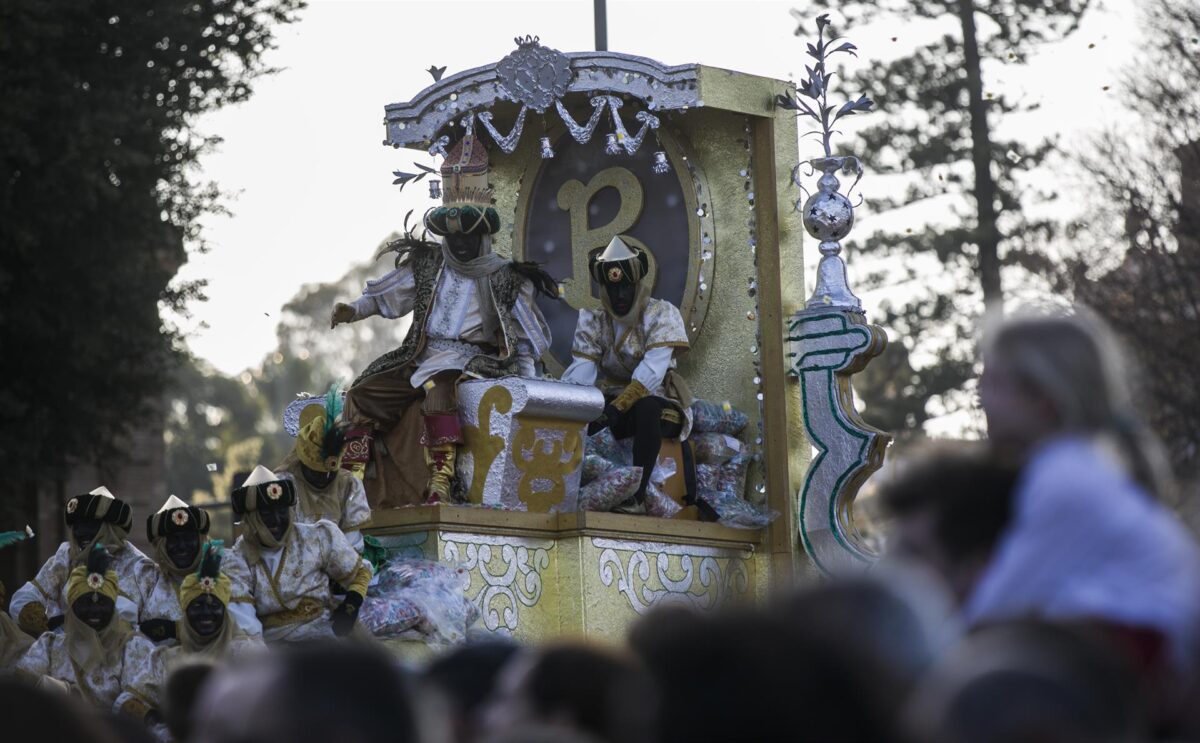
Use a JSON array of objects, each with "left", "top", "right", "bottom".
[{"left": 967, "top": 308, "right": 1200, "bottom": 677}]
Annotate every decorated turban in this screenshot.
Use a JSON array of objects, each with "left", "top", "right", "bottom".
[
  {"left": 294, "top": 384, "right": 347, "bottom": 474},
  {"left": 231, "top": 465, "right": 295, "bottom": 515},
  {"left": 146, "top": 494, "right": 210, "bottom": 543},
  {"left": 64, "top": 486, "right": 133, "bottom": 532},
  {"left": 589, "top": 235, "right": 649, "bottom": 286},
  {"left": 179, "top": 542, "right": 232, "bottom": 609},
  {"left": 66, "top": 545, "right": 120, "bottom": 606}
]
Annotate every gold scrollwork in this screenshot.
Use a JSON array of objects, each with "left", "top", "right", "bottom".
[
  {"left": 511, "top": 417, "right": 585, "bottom": 511},
  {"left": 463, "top": 385, "right": 514, "bottom": 504}
]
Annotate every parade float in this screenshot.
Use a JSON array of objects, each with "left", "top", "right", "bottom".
[{"left": 297, "top": 21, "right": 890, "bottom": 645}]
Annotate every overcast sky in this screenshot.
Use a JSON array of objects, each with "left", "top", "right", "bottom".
[{"left": 175, "top": 0, "right": 1140, "bottom": 376}]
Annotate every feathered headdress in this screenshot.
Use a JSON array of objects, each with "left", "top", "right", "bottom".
[
  {"left": 295, "top": 382, "right": 348, "bottom": 473},
  {"left": 180, "top": 540, "right": 232, "bottom": 608},
  {"left": 67, "top": 543, "right": 119, "bottom": 605}
]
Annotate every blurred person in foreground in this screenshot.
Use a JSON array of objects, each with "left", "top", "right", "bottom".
[
  {"left": 0, "top": 676, "right": 121, "bottom": 743},
  {"left": 879, "top": 443, "right": 1020, "bottom": 608},
  {"left": 629, "top": 605, "right": 902, "bottom": 743},
  {"left": 971, "top": 309, "right": 1200, "bottom": 678},
  {"left": 191, "top": 641, "right": 425, "bottom": 743},
  {"left": 907, "top": 620, "right": 1145, "bottom": 743},
  {"left": 422, "top": 638, "right": 520, "bottom": 743},
  {"left": 481, "top": 642, "right": 657, "bottom": 743}
]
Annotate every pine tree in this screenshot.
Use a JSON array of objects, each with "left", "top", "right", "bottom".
[{"left": 789, "top": 1, "right": 1091, "bottom": 437}]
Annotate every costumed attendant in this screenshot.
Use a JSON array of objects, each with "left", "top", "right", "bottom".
[
  {"left": 278, "top": 385, "right": 371, "bottom": 551},
  {"left": 16, "top": 545, "right": 161, "bottom": 724},
  {"left": 139, "top": 496, "right": 261, "bottom": 646},
  {"left": 227, "top": 466, "right": 372, "bottom": 642},
  {"left": 562, "top": 236, "right": 694, "bottom": 512},
  {"left": 154, "top": 542, "right": 261, "bottom": 676},
  {"left": 0, "top": 526, "right": 35, "bottom": 666},
  {"left": 10, "top": 487, "right": 157, "bottom": 637},
  {"left": 331, "top": 127, "right": 555, "bottom": 505}
]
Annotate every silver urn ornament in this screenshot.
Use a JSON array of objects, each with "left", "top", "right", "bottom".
[
  {"left": 801, "top": 159, "right": 855, "bottom": 249},
  {"left": 801, "top": 156, "right": 864, "bottom": 310}
]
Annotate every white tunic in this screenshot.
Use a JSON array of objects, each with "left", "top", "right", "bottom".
[
  {"left": 276, "top": 463, "right": 372, "bottom": 552},
  {"left": 141, "top": 549, "right": 263, "bottom": 641},
  {"left": 17, "top": 630, "right": 161, "bottom": 716},
  {"left": 226, "top": 520, "right": 370, "bottom": 643},
  {"left": 562, "top": 298, "right": 693, "bottom": 438},
  {"left": 10, "top": 541, "right": 159, "bottom": 627},
  {"left": 349, "top": 263, "right": 550, "bottom": 387}
]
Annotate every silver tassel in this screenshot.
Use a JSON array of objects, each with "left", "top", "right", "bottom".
[
  {"left": 652, "top": 151, "right": 670, "bottom": 174},
  {"left": 428, "top": 179, "right": 441, "bottom": 200},
  {"left": 540, "top": 136, "right": 554, "bottom": 159}
]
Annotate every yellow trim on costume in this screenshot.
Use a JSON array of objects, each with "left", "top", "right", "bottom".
[
  {"left": 254, "top": 542, "right": 293, "bottom": 612},
  {"left": 341, "top": 562, "right": 371, "bottom": 598},
  {"left": 261, "top": 597, "right": 324, "bottom": 629},
  {"left": 572, "top": 351, "right": 601, "bottom": 362},
  {"left": 32, "top": 578, "right": 54, "bottom": 602},
  {"left": 646, "top": 341, "right": 689, "bottom": 350},
  {"left": 18, "top": 602, "right": 48, "bottom": 634},
  {"left": 611, "top": 380, "right": 651, "bottom": 413},
  {"left": 660, "top": 407, "right": 684, "bottom": 424},
  {"left": 230, "top": 596, "right": 254, "bottom": 604}
]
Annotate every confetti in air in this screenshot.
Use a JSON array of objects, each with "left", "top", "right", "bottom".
[{"left": 206, "top": 463, "right": 218, "bottom": 472}]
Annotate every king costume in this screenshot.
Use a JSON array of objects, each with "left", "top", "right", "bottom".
[
  {"left": 562, "top": 236, "right": 695, "bottom": 510},
  {"left": 335, "top": 127, "right": 556, "bottom": 506}
]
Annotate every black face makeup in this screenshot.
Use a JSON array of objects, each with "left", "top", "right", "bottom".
[
  {"left": 446, "top": 231, "right": 482, "bottom": 262},
  {"left": 606, "top": 280, "right": 637, "bottom": 316},
  {"left": 186, "top": 594, "right": 225, "bottom": 637},
  {"left": 71, "top": 594, "right": 115, "bottom": 630},
  {"left": 300, "top": 463, "right": 336, "bottom": 489},
  {"left": 72, "top": 519, "right": 102, "bottom": 549},
  {"left": 259, "top": 504, "right": 292, "bottom": 541},
  {"left": 165, "top": 531, "right": 201, "bottom": 569}
]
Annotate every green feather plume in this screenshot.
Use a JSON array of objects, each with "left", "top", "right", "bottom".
[
  {"left": 197, "top": 539, "right": 224, "bottom": 578},
  {"left": 323, "top": 381, "right": 344, "bottom": 438},
  {"left": 0, "top": 525, "right": 33, "bottom": 550}
]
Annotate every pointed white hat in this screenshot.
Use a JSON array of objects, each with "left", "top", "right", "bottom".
[
  {"left": 156, "top": 494, "right": 189, "bottom": 513},
  {"left": 240, "top": 465, "right": 278, "bottom": 488},
  {"left": 597, "top": 235, "right": 637, "bottom": 263},
  {"left": 89, "top": 486, "right": 115, "bottom": 499}
]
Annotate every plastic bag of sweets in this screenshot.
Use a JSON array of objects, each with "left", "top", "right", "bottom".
[
  {"left": 586, "top": 427, "right": 633, "bottom": 465},
  {"left": 690, "top": 399, "right": 750, "bottom": 436},
  {"left": 359, "top": 595, "right": 423, "bottom": 637},
  {"left": 644, "top": 481, "right": 683, "bottom": 519},
  {"left": 392, "top": 561, "right": 479, "bottom": 645},
  {"left": 579, "top": 466, "right": 643, "bottom": 512},
  {"left": 695, "top": 455, "right": 777, "bottom": 529},
  {"left": 689, "top": 432, "right": 744, "bottom": 466},
  {"left": 582, "top": 454, "right": 619, "bottom": 485}
]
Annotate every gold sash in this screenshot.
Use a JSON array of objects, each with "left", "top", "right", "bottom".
[{"left": 260, "top": 597, "right": 325, "bottom": 629}]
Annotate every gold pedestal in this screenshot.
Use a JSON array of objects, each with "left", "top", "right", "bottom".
[{"left": 367, "top": 506, "right": 765, "bottom": 643}]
